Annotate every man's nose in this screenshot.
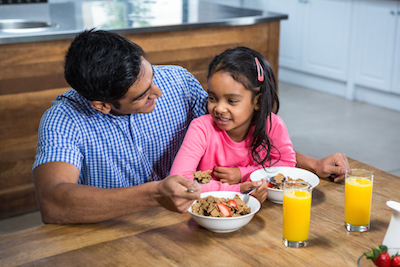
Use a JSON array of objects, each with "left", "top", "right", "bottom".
[{"left": 150, "top": 83, "right": 162, "bottom": 98}]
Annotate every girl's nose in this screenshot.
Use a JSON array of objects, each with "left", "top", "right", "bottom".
[{"left": 214, "top": 102, "right": 227, "bottom": 114}]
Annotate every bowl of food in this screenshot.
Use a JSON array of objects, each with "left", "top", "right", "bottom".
[
  {"left": 250, "top": 167, "right": 320, "bottom": 204},
  {"left": 188, "top": 191, "right": 261, "bottom": 233}
]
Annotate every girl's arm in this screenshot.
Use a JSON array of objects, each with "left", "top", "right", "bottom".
[
  {"left": 237, "top": 114, "right": 297, "bottom": 182},
  {"left": 169, "top": 120, "right": 206, "bottom": 181},
  {"left": 266, "top": 114, "right": 296, "bottom": 167},
  {"left": 170, "top": 119, "right": 241, "bottom": 192}
]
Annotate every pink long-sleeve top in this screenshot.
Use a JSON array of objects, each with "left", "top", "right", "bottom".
[{"left": 169, "top": 114, "right": 296, "bottom": 192}]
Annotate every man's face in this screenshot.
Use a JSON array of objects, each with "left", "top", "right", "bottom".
[{"left": 111, "top": 58, "right": 162, "bottom": 115}]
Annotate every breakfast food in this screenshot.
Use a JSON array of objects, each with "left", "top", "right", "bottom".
[
  {"left": 267, "top": 173, "right": 307, "bottom": 190},
  {"left": 191, "top": 194, "right": 251, "bottom": 217},
  {"left": 364, "top": 245, "right": 400, "bottom": 267},
  {"left": 193, "top": 170, "right": 211, "bottom": 184}
]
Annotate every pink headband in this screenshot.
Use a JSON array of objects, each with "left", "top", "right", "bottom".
[{"left": 255, "top": 57, "right": 264, "bottom": 82}]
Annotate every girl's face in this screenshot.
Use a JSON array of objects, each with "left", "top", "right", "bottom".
[{"left": 207, "top": 71, "right": 259, "bottom": 142}]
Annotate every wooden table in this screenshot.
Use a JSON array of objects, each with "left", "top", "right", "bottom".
[{"left": 1, "top": 158, "right": 399, "bottom": 267}]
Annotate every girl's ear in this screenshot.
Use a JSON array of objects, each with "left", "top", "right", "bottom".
[
  {"left": 254, "top": 93, "right": 261, "bottom": 110},
  {"left": 90, "top": 101, "right": 112, "bottom": 114}
]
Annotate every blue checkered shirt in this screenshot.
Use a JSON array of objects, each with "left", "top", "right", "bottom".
[{"left": 33, "top": 65, "right": 207, "bottom": 188}]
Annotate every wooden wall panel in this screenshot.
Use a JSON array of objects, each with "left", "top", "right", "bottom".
[{"left": 0, "top": 22, "right": 281, "bottom": 219}]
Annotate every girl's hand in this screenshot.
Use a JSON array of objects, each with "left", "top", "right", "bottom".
[
  {"left": 213, "top": 166, "right": 241, "bottom": 185},
  {"left": 240, "top": 180, "right": 268, "bottom": 204}
]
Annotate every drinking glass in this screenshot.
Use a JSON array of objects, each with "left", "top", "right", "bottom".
[
  {"left": 344, "top": 169, "right": 374, "bottom": 232},
  {"left": 282, "top": 181, "right": 312, "bottom": 248}
]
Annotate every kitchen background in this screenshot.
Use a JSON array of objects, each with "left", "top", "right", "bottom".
[{"left": 0, "top": 0, "right": 399, "bottom": 235}]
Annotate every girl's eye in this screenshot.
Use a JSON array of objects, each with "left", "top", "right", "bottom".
[
  {"left": 208, "top": 96, "right": 216, "bottom": 102},
  {"left": 228, "top": 99, "right": 238, "bottom": 104}
]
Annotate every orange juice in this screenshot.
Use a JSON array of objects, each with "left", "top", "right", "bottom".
[
  {"left": 283, "top": 190, "right": 312, "bottom": 242},
  {"left": 345, "top": 177, "right": 373, "bottom": 226}
]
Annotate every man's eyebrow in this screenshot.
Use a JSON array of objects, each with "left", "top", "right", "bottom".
[{"left": 131, "top": 65, "right": 154, "bottom": 101}]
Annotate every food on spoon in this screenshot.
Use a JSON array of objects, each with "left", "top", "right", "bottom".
[
  {"left": 268, "top": 173, "right": 307, "bottom": 190},
  {"left": 191, "top": 194, "right": 251, "bottom": 217},
  {"left": 193, "top": 170, "right": 211, "bottom": 184},
  {"left": 364, "top": 245, "right": 391, "bottom": 267}
]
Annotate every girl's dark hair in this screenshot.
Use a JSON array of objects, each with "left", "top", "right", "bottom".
[
  {"left": 207, "top": 46, "right": 280, "bottom": 167},
  {"left": 64, "top": 29, "right": 145, "bottom": 108}
]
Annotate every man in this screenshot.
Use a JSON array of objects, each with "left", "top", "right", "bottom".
[{"left": 32, "top": 29, "right": 348, "bottom": 224}]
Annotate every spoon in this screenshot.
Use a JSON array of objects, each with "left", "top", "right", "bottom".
[{"left": 241, "top": 186, "right": 260, "bottom": 195}]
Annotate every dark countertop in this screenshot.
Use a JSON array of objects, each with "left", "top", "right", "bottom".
[{"left": 0, "top": 0, "right": 287, "bottom": 45}]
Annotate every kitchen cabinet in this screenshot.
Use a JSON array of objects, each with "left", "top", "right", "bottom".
[
  {"left": 352, "top": 0, "right": 400, "bottom": 94},
  {"left": 393, "top": 12, "right": 400, "bottom": 95},
  {"left": 267, "top": 0, "right": 352, "bottom": 82}
]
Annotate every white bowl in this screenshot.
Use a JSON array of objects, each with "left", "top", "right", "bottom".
[
  {"left": 188, "top": 191, "right": 261, "bottom": 233},
  {"left": 250, "top": 167, "right": 320, "bottom": 204}
]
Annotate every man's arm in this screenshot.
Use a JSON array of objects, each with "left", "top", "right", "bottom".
[
  {"left": 295, "top": 151, "right": 349, "bottom": 182},
  {"left": 33, "top": 162, "right": 200, "bottom": 224}
]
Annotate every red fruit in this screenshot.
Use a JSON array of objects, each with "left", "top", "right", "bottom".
[
  {"left": 267, "top": 182, "right": 274, "bottom": 188},
  {"left": 374, "top": 252, "right": 391, "bottom": 267},
  {"left": 227, "top": 199, "right": 237, "bottom": 207},
  {"left": 365, "top": 245, "right": 391, "bottom": 267},
  {"left": 216, "top": 202, "right": 231, "bottom": 217},
  {"left": 391, "top": 254, "right": 400, "bottom": 267}
]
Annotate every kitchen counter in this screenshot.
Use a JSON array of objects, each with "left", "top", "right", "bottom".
[{"left": 0, "top": 0, "right": 287, "bottom": 44}]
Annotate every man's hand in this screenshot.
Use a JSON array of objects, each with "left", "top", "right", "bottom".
[
  {"left": 155, "top": 175, "right": 201, "bottom": 213},
  {"left": 314, "top": 153, "right": 350, "bottom": 182},
  {"left": 213, "top": 166, "right": 241, "bottom": 185}
]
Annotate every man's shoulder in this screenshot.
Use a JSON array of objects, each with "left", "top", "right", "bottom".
[
  {"left": 154, "top": 64, "right": 187, "bottom": 73},
  {"left": 153, "top": 65, "right": 193, "bottom": 81},
  {"left": 43, "top": 89, "right": 94, "bottom": 121}
]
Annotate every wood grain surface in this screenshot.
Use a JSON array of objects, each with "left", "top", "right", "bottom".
[
  {"left": 0, "top": 158, "right": 399, "bottom": 267},
  {"left": 0, "top": 21, "right": 281, "bottom": 219}
]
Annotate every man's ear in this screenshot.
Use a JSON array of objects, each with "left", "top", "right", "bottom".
[{"left": 90, "top": 101, "right": 112, "bottom": 114}]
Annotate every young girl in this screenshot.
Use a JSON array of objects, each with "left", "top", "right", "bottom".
[{"left": 169, "top": 47, "right": 296, "bottom": 202}]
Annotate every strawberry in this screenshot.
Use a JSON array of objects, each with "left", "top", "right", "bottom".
[
  {"left": 216, "top": 202, "right": 231, "bottom": 217},
  {"left": 267, "top": 182, "right": 274, "bottom": 188},
  {"left": 227, "top": 199, "right": 237, "bottom": 207},
  {"left": 365, "top": 245, "right": 391, "bottom": 267},
  {"left": 391, "top": 253, "right": 400, "bottom": 267}
]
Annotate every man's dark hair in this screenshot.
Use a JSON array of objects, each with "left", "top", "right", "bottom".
[{"left": 64, "top": 29, "right": 145, "bottom": 105}]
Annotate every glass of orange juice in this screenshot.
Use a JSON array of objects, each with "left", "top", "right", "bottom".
[
  {"left": 345, "top": 169, "right": 373, "bottom": 232},
  {"left": 282, "top": 181, "right": 312, "bottom": 248}
]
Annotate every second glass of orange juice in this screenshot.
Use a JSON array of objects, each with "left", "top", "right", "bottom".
[
  {"left": 345, "top": 169, "right": 373, "bottom": 232},
  {"left": 283, "top": 181, "right": 312, "bottom": 248}
]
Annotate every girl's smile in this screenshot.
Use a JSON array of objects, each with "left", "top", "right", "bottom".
[{"left": 207, "top": 71, "right": 259, "bottom": 142}]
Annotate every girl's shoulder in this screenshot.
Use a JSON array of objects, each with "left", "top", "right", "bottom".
[
  {"left": 266, "top": 112, "right": 286, "bottom": 127},
  {"left": 191, "top": 114, "right": 214, "bottom": 127}
]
